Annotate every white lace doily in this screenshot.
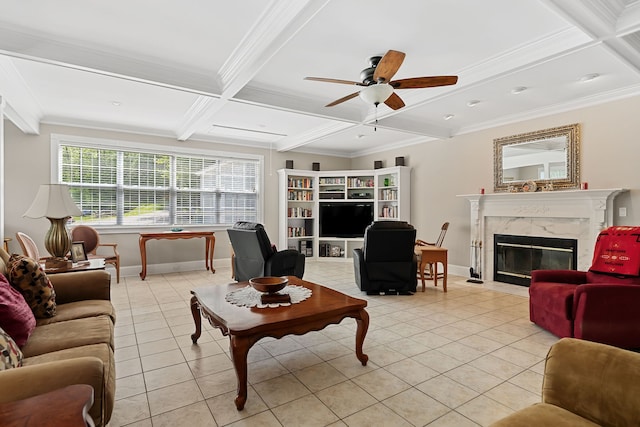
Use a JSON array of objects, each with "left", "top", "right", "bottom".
[{"left": 225, "top": 285, "right": 312, "bottom": 308}]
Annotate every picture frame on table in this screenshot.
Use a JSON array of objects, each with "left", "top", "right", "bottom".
[{"left": 70, "top": 241, "right": 88, "bottom": 262}]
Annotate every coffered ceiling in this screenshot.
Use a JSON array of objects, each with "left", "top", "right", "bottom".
[{"left": 1, "top": 0, "right": 640, "bottom": 157}]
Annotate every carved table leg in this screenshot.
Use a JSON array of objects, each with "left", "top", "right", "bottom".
[
  {"left": 229, "top": 335, "right": 251, "bottom": 410},
  {"left": 139, "top": 236, "right": 148, "bottom": 280},
  {"left": 190, "top": 296, "right": 202, "bottom": 344},
  {"left": 355, "top": 308, "right": 369, "bottom": 366},
  {"left": 206, "top": 235, "right": 216, "bottom": 273}
]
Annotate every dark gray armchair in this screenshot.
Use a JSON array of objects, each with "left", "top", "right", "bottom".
[
  {"left": 227, "top": 221, "right": 305, "bottom": 282},
  {"left": 353, "top": 221, "right": 417, "bottom": 295}
]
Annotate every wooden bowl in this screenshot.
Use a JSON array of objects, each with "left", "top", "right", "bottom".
[{"left": 249, "top": 276, "right": 288, "bottom": 293}]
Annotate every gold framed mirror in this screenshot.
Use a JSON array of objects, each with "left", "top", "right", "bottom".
[{"left": 494, "top": 123, "right": 580, "bottom": 192}]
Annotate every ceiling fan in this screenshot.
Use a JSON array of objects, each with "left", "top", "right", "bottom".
[{"left": 305, "top": 50, "right": 458, "bottom": 110}]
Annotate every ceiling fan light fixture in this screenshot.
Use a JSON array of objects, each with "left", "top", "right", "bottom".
[{"left": 359, "top": 83, "right": 393, "bottom": 106}]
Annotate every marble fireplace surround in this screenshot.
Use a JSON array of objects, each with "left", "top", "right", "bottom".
[{"left": 460, "top": 189, "right": 627, "bottom": 283}]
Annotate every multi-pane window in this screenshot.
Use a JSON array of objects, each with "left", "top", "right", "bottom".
[{"left": 57, "top": 140, "right": 261, "bottom": 227}]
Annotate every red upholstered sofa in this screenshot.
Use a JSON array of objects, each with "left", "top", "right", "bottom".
[{"left": 530, "top": 227, "right": 640, "bottom": 349}]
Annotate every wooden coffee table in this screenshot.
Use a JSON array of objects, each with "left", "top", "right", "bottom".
[{"left": 190, "top": 277, "right": 369, "bottom": 410}]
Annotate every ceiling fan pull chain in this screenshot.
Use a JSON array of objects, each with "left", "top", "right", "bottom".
[{"left": 374, "top": 104, "right": 378, "bottom": 131}]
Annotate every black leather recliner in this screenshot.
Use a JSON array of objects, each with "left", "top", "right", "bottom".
[
  {"left": 227, "top": 221, "right": 305, "bottom": 282},
  {"left": 353, "top": 221, "right": 418, "bottom": 294}
]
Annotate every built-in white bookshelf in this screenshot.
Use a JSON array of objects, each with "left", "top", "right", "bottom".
[{"left": 278, "top": 166, "right": 410, "bottom": 260}]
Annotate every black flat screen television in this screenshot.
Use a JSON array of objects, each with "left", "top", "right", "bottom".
[{"left": 319, "top": 202, "right": 374, "bottom": 238}]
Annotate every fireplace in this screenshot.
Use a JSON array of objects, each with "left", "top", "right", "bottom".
[
  {"left": 460, "top": 189, "right": 626, "bottom": 284},
  {"left": 494, "top": 234, "right": 577, "bottom": 286}
]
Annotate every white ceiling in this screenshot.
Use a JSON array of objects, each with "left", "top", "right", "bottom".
[{"left": 2, "top": 0, "right": 640, "bottom": 157}]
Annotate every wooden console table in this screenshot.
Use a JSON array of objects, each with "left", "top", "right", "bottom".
[
  {"left": 139, "top": 231, "right": 215, "bottom": 280},
  {"left": 415, "top": 245, "right": 448, "bottom": 292},
  {"left": 0, "top": 384, "right": 95, "bottom": 426}
]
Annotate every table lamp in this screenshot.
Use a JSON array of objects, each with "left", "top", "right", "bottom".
[{"left": 23, "top": 184, "right": 82, "bottom": 267}]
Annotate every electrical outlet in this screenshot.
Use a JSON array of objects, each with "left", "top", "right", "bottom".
[{"left": 619, "top": 207, "right": 627, "bottom": 217}]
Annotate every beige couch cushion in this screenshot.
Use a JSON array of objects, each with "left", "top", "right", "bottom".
[
  {"left": 490, "top": 403, "right": 600, "bottom": 426},
  {"left": 36, "top": 300, "right": 115, "bottom": 326},
  {"left": 21, "top": 315, "right": 114, "bottom": 358},
  {"left": 20, "top": 344, "right": 114, "bottom": 427}
]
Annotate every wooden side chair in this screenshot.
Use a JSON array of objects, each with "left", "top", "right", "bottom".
[
  {"left": 71, "top": 225, "right": 120, "bottom": 283},
  {"left": 416, "top": 222, "right": 449, "bottom": 282}
]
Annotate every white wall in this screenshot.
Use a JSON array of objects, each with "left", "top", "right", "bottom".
[
  {"left": 352, "top": 95, "right": 640, "bottom": 275},
  {"left": 3, "top": 94, "right": 640, "bottom": 278},
  {"left": 2, "top": 122, "right": 350, "bottom": 275}
]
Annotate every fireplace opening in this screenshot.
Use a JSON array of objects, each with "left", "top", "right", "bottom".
[{"left": 494, "top": 234, "right": 577, "bottom": 286}]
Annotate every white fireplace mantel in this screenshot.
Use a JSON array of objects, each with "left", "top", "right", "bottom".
[{"left": 459, "top": 189, "right": 628, "bottom": 281}]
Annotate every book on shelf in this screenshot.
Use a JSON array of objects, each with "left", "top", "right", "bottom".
[{"left": 288, "top": 177, "right": 313, "bottom": 189}]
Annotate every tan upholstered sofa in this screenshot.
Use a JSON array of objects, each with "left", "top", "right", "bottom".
[
  {"left": 0, "top": 248, "right": 115, "bottom": 427},
  {"left": 490, "top": 338, "right": 640, "bottom": 426}
]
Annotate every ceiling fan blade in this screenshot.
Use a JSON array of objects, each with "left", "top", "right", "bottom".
[
  {"left": 326, "top": 91, "right": 360, "bottom": 107},
  {"left": 373, "top": 50, "right": 406, "bottom": 83},
  {"left": 390, "top": 76, "right": 458, "bottom": 89},
  {"left": 305, "top": 77, "right": 366, "bottom": 86},
  {"left": 384, "top": 92, "right": 405, "bottom": 110}
]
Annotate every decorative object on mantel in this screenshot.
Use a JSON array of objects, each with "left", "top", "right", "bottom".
[
  {"left": 542, "top": 181, "right": 554, "bottom": 191},
  {"left": 494, "top": 123, "right": 580, "bottom": 192},
  {"left": 522, "top": 180, "right": 537, "bottom": 192}
]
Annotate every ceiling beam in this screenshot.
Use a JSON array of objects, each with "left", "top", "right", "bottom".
[
  {"left": 175, "top": 0, "right": 331, "bottom": 141},
  {"left": 0, "top": 56, "right": 41, "bottom": 134},
  {"left": 542, "top": 0, "right": 640, "bottom": 73}
]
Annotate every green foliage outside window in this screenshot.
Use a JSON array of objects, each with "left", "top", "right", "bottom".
[{"left": 59, "top": 144, "right": 260, "bottom": 227}]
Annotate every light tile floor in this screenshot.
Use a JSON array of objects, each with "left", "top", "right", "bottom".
[{"left": 108, "top": 261, "right": 557, "bottom": 427}]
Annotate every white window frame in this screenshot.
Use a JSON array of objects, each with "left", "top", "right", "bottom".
[{"left": 51, "top": 134, "right": 264, "bottom": 233}]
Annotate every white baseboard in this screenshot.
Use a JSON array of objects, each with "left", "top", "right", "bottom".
[
  {"left": 118, "top": 258, "right": 233, "bottom": 279},
  {"left": 115, "top": 258, "right": 473, "bottom": 281}
]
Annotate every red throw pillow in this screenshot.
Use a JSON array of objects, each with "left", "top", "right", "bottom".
[{"left": 0, "top": 274, "right": 36, "bottom": 347}]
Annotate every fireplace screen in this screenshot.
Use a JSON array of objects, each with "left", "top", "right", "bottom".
[{"left": 494, "top": 234, "right": 577, "bottom": 286}]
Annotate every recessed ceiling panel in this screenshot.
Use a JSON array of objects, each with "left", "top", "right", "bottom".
[
  {"left": 298, "top": 125, "right": 425, "bottom": 158},
  {"left": 403, "top": 44, "right": 640, "bottom": 132},
  {"left": 0, "top": 0, "right": 268, "bottom": 72},
  {"left": 191, "top": 101, "right": 334, "bottom": 143},
  {"left": 11, "top": 57, "right": 201, "bottom": 133}
]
